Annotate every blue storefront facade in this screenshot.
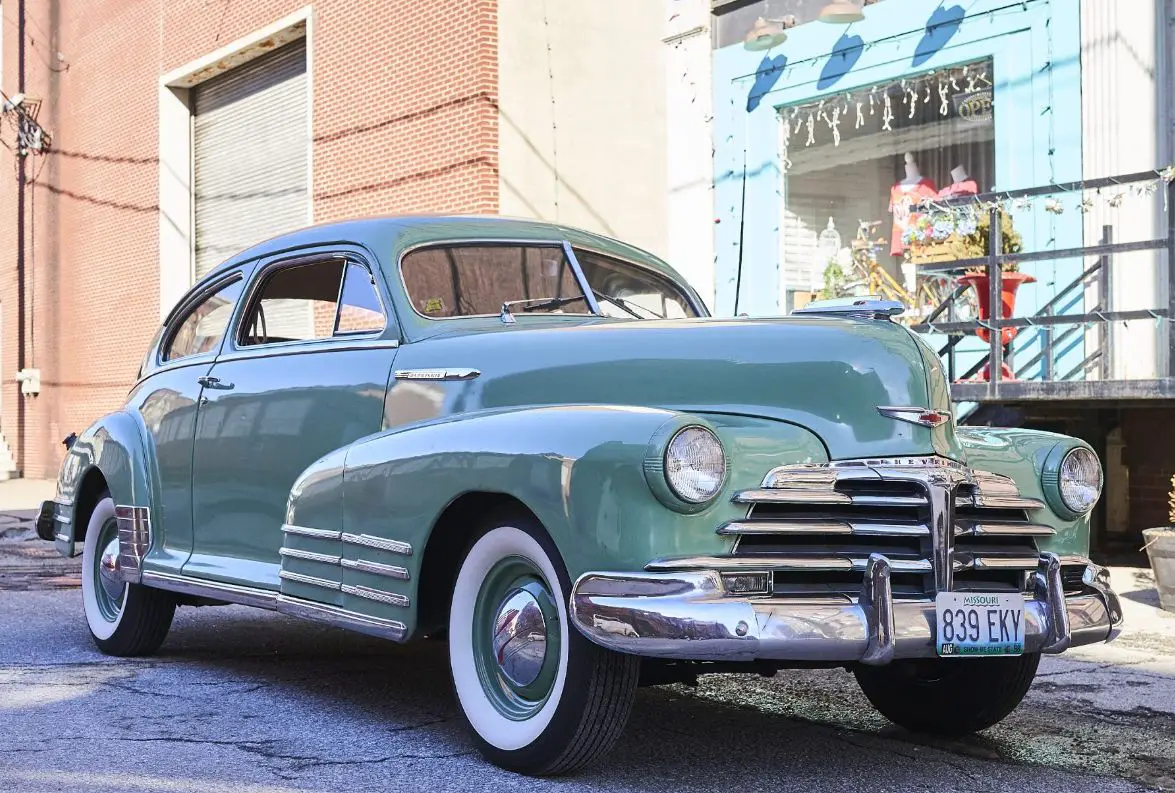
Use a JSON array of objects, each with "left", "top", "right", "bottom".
[{"left": 711, "top": 0, "right": 1084, "bottom": 334}]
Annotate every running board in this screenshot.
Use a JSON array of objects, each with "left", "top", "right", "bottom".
[{"left": 139, "top": 570, "right": 407, "bottom": 642}]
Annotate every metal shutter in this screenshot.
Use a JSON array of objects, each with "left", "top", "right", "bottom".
[{"left": 193, "top": 38, "right": 308, "bottom": 280}]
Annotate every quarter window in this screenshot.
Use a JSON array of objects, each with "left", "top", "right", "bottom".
[
  {"left": 335, "top": 263, "right": 386, "bottom": 335},
  {"left": 401, "top": 244, "right": 590, "bottom": 318},
  {"left": 574, "top": 249, "right": 698, "bottom": 319},
  {"left": 164, "top": 278, "right": 244, "bottom": 362}
]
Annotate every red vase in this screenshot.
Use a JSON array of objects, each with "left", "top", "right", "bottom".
[{"left": 957, "top": 271, "right": 1036, "bottom": 346}]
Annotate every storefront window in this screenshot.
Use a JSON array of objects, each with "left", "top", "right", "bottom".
[{"left": 778, "top": 59, "right": 995, "bottom": 311}]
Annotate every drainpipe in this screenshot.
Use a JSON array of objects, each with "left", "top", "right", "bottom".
[{"left": 15, "top": 0, "right": 27, "bottom": 475}]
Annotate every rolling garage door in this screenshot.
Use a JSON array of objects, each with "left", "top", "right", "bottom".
[{"left": 193, "top": 38, "right": 308, "bottom": 280}]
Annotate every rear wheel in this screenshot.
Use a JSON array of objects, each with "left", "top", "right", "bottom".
[
  {"left": 448, "top": 516, "right": 639, "bottom": 775},
  {"left": 854, "top": 653, "right": 1041, "bottom": 735},
  {"left": 81, "top": 496, "right": 176, "bottom": 656}
]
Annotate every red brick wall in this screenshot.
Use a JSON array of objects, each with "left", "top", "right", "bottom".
[
  {"left": 1121, "top": 408, "right": 1175, "bottom": 531},
  {"left": 0, "top": 0, "right": 499, "bottom": 478}
]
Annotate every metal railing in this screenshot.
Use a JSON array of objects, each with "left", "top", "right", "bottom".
[{"left": 908, "top": 171, "right": 1175, "bottom": 399}]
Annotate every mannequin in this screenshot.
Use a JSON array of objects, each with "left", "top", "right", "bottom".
[
  {"left": 889, "top": 153, "right": 937, "bottom": 257},
  {"left": 938, "top": 164, "right": 979, "bottom": 198}
]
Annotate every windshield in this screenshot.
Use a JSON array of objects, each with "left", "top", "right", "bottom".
[
  {"left": 574, "top": 248, "right": 699, "bottom": 319},
  {"left": 401, "top": 244, "right": 591, "bottom": 318}
]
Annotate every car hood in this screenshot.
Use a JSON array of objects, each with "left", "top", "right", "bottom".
[{"left": 387, "top": 316, "right": 961, "bottom": 461}]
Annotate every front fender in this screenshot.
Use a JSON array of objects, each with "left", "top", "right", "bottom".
[
  {"left": 55, "top": 411, "right": 153, "bottom": 557},
  {"left": 957, "top": 426, "right": 1096, "bottom": 557},
  {"left": 299, "top": 405, "right": 825, "bottom": 637}
]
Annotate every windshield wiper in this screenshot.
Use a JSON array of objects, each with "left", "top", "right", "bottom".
[
  {"left": 499, "top": 295, "right": 586, "bottom": 324},
  {"left": 590, "top": 290, "right": 661, "bottom": 319}
]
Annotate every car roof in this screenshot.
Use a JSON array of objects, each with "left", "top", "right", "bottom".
[{"left": 202, "top": 215, "right": 684, "bottom": 286}]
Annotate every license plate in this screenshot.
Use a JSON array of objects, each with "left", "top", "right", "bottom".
[{"left": 935, "top": 592, "right": 1025, "bottom": 657}]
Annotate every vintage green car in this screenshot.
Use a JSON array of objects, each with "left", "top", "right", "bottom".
[{"left": 39, "top": 216, "right": 1121, "bottom": 774}]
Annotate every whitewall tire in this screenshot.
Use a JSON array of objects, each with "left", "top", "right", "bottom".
[
  {"left": 449, "top": 516, "right": 639, "bottom": 775},
  {"left": 81, "top": 496, "right": 176, "bottom": 656}
]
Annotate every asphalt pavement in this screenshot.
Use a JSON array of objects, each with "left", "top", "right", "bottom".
[{"left": 2, "top": 582, "right": 1175, "bottom": 793}]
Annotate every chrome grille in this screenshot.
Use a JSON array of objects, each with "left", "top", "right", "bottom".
[{"left": 715, "top": 457, "right": 1052, "bottom": 600}]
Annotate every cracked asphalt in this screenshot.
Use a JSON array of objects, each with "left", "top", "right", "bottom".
[{"left": 3, "top": 587, "right": 1175, "bottom": 792}]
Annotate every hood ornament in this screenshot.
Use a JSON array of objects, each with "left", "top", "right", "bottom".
[{"left": 877, "top": 406, "right": 952, "bottom": 428}]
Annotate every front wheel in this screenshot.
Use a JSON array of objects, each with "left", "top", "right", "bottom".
[
  {"left": 448, "top": 517, "right": 639, "bottom": 775},
  {"left": 854, "top": 653, "right": 1041, "bottom": 736},
  {"left": 81, "top": 496, "right": 176, "bottom": 656}
]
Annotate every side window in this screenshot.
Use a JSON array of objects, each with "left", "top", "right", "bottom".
[
  {"left": 401, "top": 244, "right": 590, "bottom": 318},
  {"left": 164, "top": 278, "right": 244, "bottom": 362},
  {"left": 335, "top": 263, "right": 386, "bottom": 335},
  {"left": 240, "top": 259, "right": 345, "bottom": 346}
]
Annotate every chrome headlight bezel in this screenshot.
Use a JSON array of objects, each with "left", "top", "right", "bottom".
[
  {"left": 1041, "top": 443, "right": 1103, "bottom": 519},
  {"left": 643, "top": 421, "right": 728, "bottom": 513}
]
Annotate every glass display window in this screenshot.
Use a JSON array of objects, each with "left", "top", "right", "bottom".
[{"left": 778, "top": 58, "right": 995, "bottom": 313}]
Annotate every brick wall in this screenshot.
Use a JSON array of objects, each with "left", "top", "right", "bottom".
[
  {"left": 1122, "top": 408, "right": 1175, "bottom": 531},
  {"left": 0, "top": 0, "right": 499, "bottom": 478}
]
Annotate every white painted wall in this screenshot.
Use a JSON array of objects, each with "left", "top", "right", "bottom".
[
  {"left": 497, "top": 1, "right": 669, "bottom": 271},
  {"left": 1080, "top": 0, "right": 1164, "bottom": 379},
  {"left": 664, "top": 0, "right": 716, "bottom": 311}
]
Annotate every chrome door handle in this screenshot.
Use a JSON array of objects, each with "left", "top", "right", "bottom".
[{"left": 197, "top": 375, "right": 234, "bottom": 390}]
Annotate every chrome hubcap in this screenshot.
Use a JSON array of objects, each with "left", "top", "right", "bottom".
[
  {"left": 491, "top": 588, "right": 548, "bottom": 688},
  {"left": 98, "top": 537, "right": 123, "bottom": 601}
]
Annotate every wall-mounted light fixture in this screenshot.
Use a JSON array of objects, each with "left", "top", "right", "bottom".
[
  {"left": 818, "top": 1, "right": 866, "bottom": 24},
  {"left": 743, "top": 15, "right": 797, "bottom": 51}
]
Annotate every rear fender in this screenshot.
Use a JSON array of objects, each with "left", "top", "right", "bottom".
[{"left": 54, "top": 411, "right": 154, "bottom": 560}]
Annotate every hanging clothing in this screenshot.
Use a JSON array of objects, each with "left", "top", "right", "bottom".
[
  {"left": 938, "top": 179, "right": 979, "bottom": 198},
  {"left": 889, "top": 178, "right": 938, "bottom": 256}
]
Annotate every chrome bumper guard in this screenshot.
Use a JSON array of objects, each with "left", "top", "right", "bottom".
[{"left": 570, "top": 553, "right": 1123, "bottom": 665}]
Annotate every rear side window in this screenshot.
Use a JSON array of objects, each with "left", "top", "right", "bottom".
[
  {"left": 164, "top": 278, "right": 244, "bottom": 362},
  {"left": 401, "top": 244, "right": 590, "bottom": 318}
]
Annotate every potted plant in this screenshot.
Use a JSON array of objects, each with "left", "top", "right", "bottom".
[
  {"left": 1142, "top": 475, "right": 1175, "bottom": 613},
  {"left": 951, "top": 207, "right": 1033, "bottom": 348}
]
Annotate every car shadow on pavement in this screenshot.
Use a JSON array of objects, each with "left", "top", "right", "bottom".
[{"left": 129, "top": 605, "right": 1171, "bottom": 791}]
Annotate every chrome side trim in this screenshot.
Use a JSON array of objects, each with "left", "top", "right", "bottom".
[
  {"left": 54, "top": 513, "right": 72, "bottom": 526},
  {"left": 341, "top": 558, "right": 411, "bottom": 580},
  {"left": 53, "top": 495, "right": 75, "bottom": 507},
  {"left": 54, "top": 532, "right": 70, "bottom": 543},
  {"left": 341, "top": 533, "right": 412, "bottom": 556},
  {"left": 719, "top": 520, "right": 930, "bottom": 537},
  {"left": 279, "top": 570, "right": 342, "bottom": 591},
  {"left": 114, "top": 505, "right": 151, "bottom": 585},
  {"left": 275, "top": 595, "right": 407, "bottom": 641},
  {"left": 341, "top": 583, "right": 410, "bottom": 607},
  {"left": 646, "top": 555, "right": 932, "bottom": 574},
  {"left": 394, "top": 368, "right": 480, "bottom": 382},
  {"left": 137, "top": 570, "right": 408, "bottom": 641},
  {"left": 140, "top": 571, "right": 279, "bottom": 611},
  {"left": 282, "top": 524, "right": 342, "bottom": 540},
  {"left": 279, "top": 547, "right": 341, "bottom": 565}
]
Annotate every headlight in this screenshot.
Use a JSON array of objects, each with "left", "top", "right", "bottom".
[
  {"left": 1059, "top": 447, "right": 1101, "bottom": 514},
  {"left": 1042, "top": 444, "right": 1102, "bottom": 518},
  {"left": 664, "top": 426, "right": 727, "bottom": 504}
]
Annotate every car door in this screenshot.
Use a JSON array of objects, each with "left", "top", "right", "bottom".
[
  {"left": 128, "top": 271, "right": 249, "bottom": 574},
  {"left": 184, "top": 249, "right": 398, "bottom": 590}
]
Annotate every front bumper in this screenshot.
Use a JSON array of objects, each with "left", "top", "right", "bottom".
[{"left": 570, "top": 553, "right": 1123, "bottom": 665}]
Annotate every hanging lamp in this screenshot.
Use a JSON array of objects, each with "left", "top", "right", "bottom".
[
  {"left": 818, "top": 1, "right": 865, "bottom": 24},
  {"left": 743, "top": 17, "right": 788, "bottom": 51}
]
